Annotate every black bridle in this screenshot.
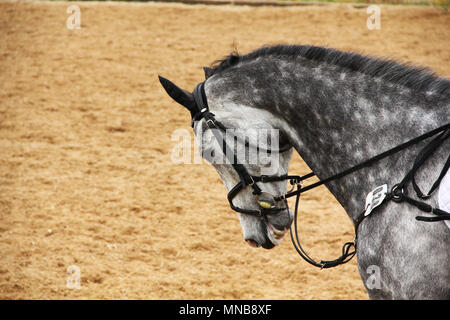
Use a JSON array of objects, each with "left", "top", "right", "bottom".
[
  {"left": 191, "top": 81, "right": 450, "bottom": 269},
  {"left": 192, "top": 82, "right": 298, "bottom": 218}
]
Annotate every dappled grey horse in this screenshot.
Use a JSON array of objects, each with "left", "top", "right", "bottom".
[{"left": 159, "top": 45, "right": 449, "bottom": 299}]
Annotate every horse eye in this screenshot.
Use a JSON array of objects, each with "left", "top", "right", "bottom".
[
  {"left": 201, "top": 147, "right": 217, "bottom": 164},
  {"left": 202, "top": 147, "right": 215, "bottom": 157}
]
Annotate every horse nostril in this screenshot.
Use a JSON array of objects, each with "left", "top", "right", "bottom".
[{"left": 245, "top": 239, "right": 260, "bottom": 248}]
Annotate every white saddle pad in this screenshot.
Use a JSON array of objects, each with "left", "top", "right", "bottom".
[{"left": 438, "top": 168, "right": 450, "bottom": 229}]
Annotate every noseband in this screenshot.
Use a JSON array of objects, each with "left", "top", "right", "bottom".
[{"left": 190, "top": 80, "right": 450, "bottom": 269}]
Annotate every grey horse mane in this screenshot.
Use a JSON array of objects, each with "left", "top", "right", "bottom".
[{"left": 210, "top": 44, "right": 450, "bottom": 95}]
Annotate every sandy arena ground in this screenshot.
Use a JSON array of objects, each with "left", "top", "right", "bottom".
[{"left": 0, "top": 0, "right": 449, "bottom": 300}]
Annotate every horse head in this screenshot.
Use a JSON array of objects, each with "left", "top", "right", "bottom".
[{"left": 159, "top": 74, "right": 294, "bottom": 249}]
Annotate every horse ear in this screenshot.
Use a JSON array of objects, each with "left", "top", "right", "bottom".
[
  {"left": 158, "top": 75, "right": 196, "bottom": 112},
  {"left": 203, "top": 66, "right": 214, "bottom": 79}
]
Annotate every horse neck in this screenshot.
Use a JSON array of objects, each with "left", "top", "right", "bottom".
[
  {"left": 208, "top": 57, "right": 449, "bottom": 224},
  {"left": 274, "top": 61, "right": 448, "bottom": 223}
]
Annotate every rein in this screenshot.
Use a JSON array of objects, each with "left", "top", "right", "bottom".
[
  {"left": 284, "top": 125, "right": 450, "bottom": 268},
  {"left": 191, "top": 81, "right": 450, "bottom": 269}
]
